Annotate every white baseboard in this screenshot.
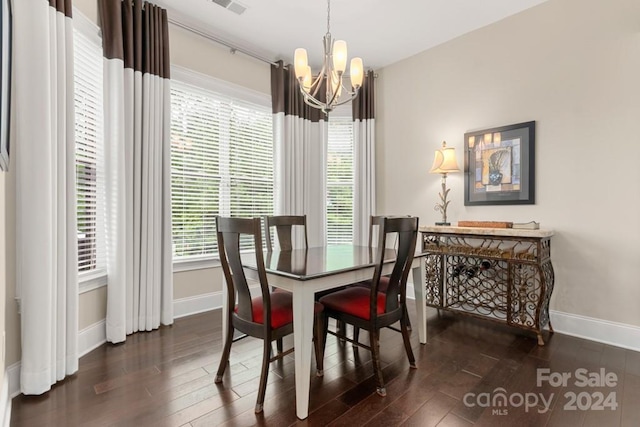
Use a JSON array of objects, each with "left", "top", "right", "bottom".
[
  {"left": 7, "top": 362, "right": 20, "bottom": 399},
  {"left": 408, "top": 282, "right": 640, "bottom": 352},
  {"left": 173, "top": 292, "right": 220, "bottom": 319},
  {"left": 1, "top": 372, "right": 10, "bottom": 427},
  {"left": 549, "top": 310, "right": 640, "bottom": 352},
  {"left": 79, "top": 320, "right": 106, "bottom": 358}
]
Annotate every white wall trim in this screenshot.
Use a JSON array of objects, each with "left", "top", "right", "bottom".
[
  {"left": 7, "top": 362, "right": 20, "bottom": 399},
  {"left": 409, "top": 282, "right": 640, "bottom": 352},
  {"left": 549, "top": 310, "right": 640, "bottom": 352},
  {"left": 1, "top": 371, "right": 10, "bottom": 427},
  {"left": 78, "top": 320, "right": 107, "bottom": 358},
  {"left": 173, "top": 292, "right": 220, "bottom": 319}
]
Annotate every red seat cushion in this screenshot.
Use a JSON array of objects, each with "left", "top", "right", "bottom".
[
  {"left": 235, "top": 291, "right": 323, "bottom": 329},
  {"left": 319, "top": 286, "right": 387, "bottom": 320}
]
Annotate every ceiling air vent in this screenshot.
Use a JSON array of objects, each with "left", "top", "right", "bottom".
[{"left": 209, "top": 0, "right": 247, "bottom": 15}]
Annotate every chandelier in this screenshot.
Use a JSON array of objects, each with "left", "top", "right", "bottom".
[{"left": 293, "top": 0, "right": 364, "bottom": 114}]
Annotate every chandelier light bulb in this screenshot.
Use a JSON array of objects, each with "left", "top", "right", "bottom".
[
  {"left": 350, "top": 57, "right": 363, "bottom": 88},
  {"left": 332, "top": 40, "right": 348, "bottom": 74},
  {"left": 294, "top": 48, "right": 308, "bottom": 79}
]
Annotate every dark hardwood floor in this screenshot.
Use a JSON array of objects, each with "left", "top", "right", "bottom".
[{"left": 10, "top": 304, "right": 640, "bottom": 426}]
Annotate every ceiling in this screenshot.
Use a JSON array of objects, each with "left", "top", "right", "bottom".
[{"left": 155, "top": 0, "right": 549, "bottom": 69}]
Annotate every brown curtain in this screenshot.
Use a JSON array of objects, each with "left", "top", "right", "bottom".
[
  {"left": 270, "top": 61, "right": 327, "bottom": 246},
  {"left": 352, "top": 71, "right": 376, "bottom": 246},
  {"left": 98, "top": 0, "right": 173, "bottom": 343},
  {"left": 352, "top": 70, "right": 375, "bottom": 120},
  {"left": 270, "top": 60, "right": 325, "bottom": 122}
]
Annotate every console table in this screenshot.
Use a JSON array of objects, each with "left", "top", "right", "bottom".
[{"left": 420, "top": 226, "right": 555, "bottom": 345}]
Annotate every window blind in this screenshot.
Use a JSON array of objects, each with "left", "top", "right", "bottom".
[
  {"left": 327, "top": 116, "right": 354, "bottom": 244},
  {"left": 73, "top": 28, "right": 106, "bottom": 276},
  {"left": 170, "top": 80, "right": 274, "bottom": 258}
]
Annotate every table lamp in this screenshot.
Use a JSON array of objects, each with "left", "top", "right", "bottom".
[{"left": 429, "top": 141, "right": 460, "bottom": 225}]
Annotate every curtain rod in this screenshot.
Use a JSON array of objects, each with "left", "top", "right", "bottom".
[
  {"left": 168, "top": 18, "right": 279, "bottom": 66},
  {"left": 168, "top": 18, "right": 378, "bottom": 78}
]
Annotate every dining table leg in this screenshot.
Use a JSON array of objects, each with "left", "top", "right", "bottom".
[
  {"left": 412, "top": 259, "right": 428, "bottom": 344},
  {"left": 291, "top": 285, "right": 316, "bottom": 419}
]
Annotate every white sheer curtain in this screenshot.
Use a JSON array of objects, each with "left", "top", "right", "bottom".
[
  {"left": 271, "top": 62, "right": 327, "bottom": 247},
  {"left": 353, "top": 71, "right": 376, "bottom": 247},
  {"left": 98, "top": 0, "right": 173, "bottom": 343},
  {"left": 13, "top": 0, "right": 78, "bottom": 394}
]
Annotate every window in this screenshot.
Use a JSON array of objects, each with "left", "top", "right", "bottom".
[
  {"left": 73, "top": 26, "right": 106, "bottom": 279},
  {"left": 170, "top": 78, "right": 273, "bottom": 260},
  {"left": 326, "top": 116, "right": 354, "bottom": 244}
]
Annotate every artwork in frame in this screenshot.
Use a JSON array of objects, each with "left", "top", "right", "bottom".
[
  {"left": 0, "top": 0, "right": 11, "bottom": 171},
  {"left": 464, "top": 121, "right": 535, "bottom": 205}
]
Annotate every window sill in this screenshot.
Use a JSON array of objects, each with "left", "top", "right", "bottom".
[{"left": 79, "top": 271, "right": 108, "bottom": 294}]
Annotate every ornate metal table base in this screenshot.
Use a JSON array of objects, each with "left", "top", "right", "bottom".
[{"left": 421, "top": 227, "right": 555, "bottom": 345}]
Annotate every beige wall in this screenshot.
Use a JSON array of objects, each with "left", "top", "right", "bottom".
[{"left": 377, "top": 0, "right": 640, "bottom": 326}]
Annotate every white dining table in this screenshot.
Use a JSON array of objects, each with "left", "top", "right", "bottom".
[{"left": 221, "top": 245, "right": 427, "bottom": 420}]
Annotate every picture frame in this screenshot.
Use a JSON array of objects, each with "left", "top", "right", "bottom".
[
  {"left": 0, "top": 0, "right": 12, "bottom": 172},
  {"left": 464, "top": 121, "right": 535, "bottom": 205}
]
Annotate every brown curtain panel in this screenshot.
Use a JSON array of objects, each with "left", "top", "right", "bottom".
[
  {"left": 270, "top": 60, "right": 325, "bottom": 122},
  {"left": 352, "top": 70, "right": 375, "bottom": 120},
  {"left": 270, "top": 61, "right": 328, "bottom": 246},
  {"left": 99, "top": 0, "right": 170, "bottom": 78},
  {"left": 98, "top": 0, "right": 174, "bottom": 343},
  {"left": 352, "top": 70, "right": 376, "bottom": 246}
]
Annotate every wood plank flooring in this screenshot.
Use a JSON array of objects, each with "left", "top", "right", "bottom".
[{"left": 10, "top": 305, "right": 640, "bottom": 426}]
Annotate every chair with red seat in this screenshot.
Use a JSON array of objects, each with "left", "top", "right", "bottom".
[
  {"left": 214, "top": 216, "right": 324, "bottom": 413},
  {"left": 352, "top": 215, "right": 412, "bottom": 344},
  {"left": 319, "top": 216, "right": 419, "bottom": 397}
]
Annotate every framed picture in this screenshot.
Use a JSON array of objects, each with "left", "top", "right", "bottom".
[
  {"left": 464, "top": 121, "right": 535, "bottom": 205},
  {"left": 0, "top": 0, "right": 11, "bottom": 172}
]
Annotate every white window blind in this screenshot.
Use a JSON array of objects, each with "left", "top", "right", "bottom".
[
  {"left": 171, "top": 80, "right": 274, "bottom": 258},
  {"left": 327, "top": 116, "right": 354, "bottom": 244},
  {"left": 73, "top": 28, "right": 106, "bottom": 276}
]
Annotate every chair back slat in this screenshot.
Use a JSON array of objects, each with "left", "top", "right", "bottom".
[
  {"left": 370, "top": 216, "right": 419, "bottom": 316},
  {"left": 264, "top": 215, "right": 308, "bottom": 251}
]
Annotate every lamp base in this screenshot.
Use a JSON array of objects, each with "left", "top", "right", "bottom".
[{"left": 435, "top": 222, "right": 451, "bottom": 226}]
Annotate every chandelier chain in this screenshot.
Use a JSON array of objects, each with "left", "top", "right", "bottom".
[{"left": 326, "top": 0, "right": 331, "bottom": 34}]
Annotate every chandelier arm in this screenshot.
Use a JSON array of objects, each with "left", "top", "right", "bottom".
[
  {"left": 299, "top": 88, "right": 326, "bottom": 108},
  {"left": 308, "top": 64, "right": 326, "bottom": 98},
  {"left": 330, "top": 91, "right": 359, "bottom": 107}
]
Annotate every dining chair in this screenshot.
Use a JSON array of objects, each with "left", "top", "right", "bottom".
[
  {"left": 263, "top": 214, "right": 310, "bottom": 353},
  {"left": 352, "top": 215, "right": 412, "bottom": 345},
  {"left": 263, "top": 215, "right": 308, "bottom": 251},
  {"left": 214, "top": 216, "right": 325, "bottom": 413},
  {"left": 319, "top": 216, "right": 419, "bottom": 397}
]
